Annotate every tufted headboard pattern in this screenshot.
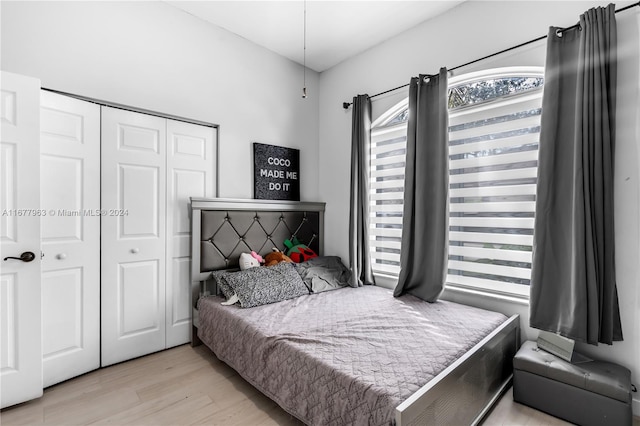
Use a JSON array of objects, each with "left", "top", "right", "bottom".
[{"left": 190, "top": 198, "right": 325, "bottom": 283}]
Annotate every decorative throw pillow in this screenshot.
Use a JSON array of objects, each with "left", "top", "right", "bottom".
[
  {"left": 222, "top": 262, "right": 309, "bottom": 308},
  {"left": 294, "top": 256, "right": 352, "bottom": 293},
  {"left": 210, "top": 269, "right": 238, "bottom": 300}
]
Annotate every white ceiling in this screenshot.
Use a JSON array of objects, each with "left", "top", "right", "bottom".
[{"left": 166, "top": 1, "right": 465, "bottom": 72}]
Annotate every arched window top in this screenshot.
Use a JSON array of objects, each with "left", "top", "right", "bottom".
[
  {"left": 382, "top": 108, "right": 409, "bottom": 127},
  {"left": 448, "top": 74, "right": 543, "bottom": 109},
  {"left": 372, "top": 67, "right": 544, "bottom": 129}
]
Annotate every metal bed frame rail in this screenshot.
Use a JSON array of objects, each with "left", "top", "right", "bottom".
[{"left": 396, "top": 314, "right": 520, "bottom": 426}]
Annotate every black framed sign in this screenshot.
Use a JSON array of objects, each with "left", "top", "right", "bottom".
[{"left": 253, "top": 142, "right": 300, "bottom": 201}]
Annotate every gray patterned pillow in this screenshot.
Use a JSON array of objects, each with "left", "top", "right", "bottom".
[
  {"left": 222, "top": 262, "right": 309, "bottom": 308},
  {"left": 210, "top": 269, "right": 239, "bottom": 300}
]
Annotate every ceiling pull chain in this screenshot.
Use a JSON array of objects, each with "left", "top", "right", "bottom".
[{"left": 302, "top": 0, "right": 308, "bottom": 99}]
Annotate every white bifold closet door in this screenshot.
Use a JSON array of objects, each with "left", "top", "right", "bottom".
[
  {"left": 165, "top": 120, "right": 214, "bottom": 347},
  {"left": 101, "top": 107, "right": 214, "bottom": 366},
  {"left": 40, "top": 91, "right": 100, "bottom": 387},
  {"left": 1, "top": 71, "right": 42, "bottom": 409},
  {"left": 101, "top": 108, "right": 167, "bottom": 366}
]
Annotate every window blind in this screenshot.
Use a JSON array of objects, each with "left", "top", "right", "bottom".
[
  {"left": 447, "top": 90, "right": 542, "bottom": 296},
  {"left": 369, "top": 79, "right": 543, "bottom": 296},
  {"left": 369, "top": 124, "right": 406, "bottom": 276}
]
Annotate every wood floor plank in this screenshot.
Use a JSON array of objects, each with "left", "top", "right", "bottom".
[
  {"left": 1, "top": 344, "right": 637, "bottom": 426},
  {"left": 44, "top": 387, "right": 140, "bottom": 425},
  {"left": 122, "top": 394, "right": 213, "bottom": 426},
  {"left": 482, "top": 387, "right": 571, "bottom": 426},
  {"left": 192, "top": 392, "right": 299, "bottom": 426},
  {"left": 91, "top": 387, "right": 210, "bottom": 425},
  {"left": 0, "top": 404, "right": 44, "bottom": 426}
]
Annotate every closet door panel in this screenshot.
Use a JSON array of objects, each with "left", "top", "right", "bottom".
[
  {"left": 40, "top": 156, "right": 82, "bottom": 240},
  {"left": 0, "top": 72, "right": 42, "bottom": 409},
  {"left": 42, "top": 268, "right": 83, "bottom": 352},
  {"left": 102, "top": 107, "right": 166, "bottom": 366},
  {"left": 119, "top": 164, "right": 160, "bottom": 237},
  {"left": 119, "top": 260, "right": 160, "bottom": 334},
  {"left": 166, "top": 120, "right": 215, "bottom": 347},
  {"left": 40, "top": 91, "right": 100, "bottom": 387}
]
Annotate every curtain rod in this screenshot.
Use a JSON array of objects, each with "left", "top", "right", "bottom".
[{"left": 342, "top": 1, "right": 639, "bottom": 109}]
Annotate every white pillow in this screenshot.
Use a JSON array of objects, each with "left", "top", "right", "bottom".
[{"left": 239, "top": 252, "right": 260, "bottom": 270}]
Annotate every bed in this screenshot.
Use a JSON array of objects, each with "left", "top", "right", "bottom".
[{"left": 190, "top": 198, "right": 520, "bottom": 425}]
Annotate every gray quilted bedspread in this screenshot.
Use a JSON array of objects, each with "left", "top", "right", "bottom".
[{"left": 197, "top": 286, "right": 507, "bottom": 426}]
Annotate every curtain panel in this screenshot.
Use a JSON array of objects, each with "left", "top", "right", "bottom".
[
  {"left": 394, "top": 68, "right": 449, "bottom": 302},
  {"left": 530, "top": 4, "right": 622, "bottom": 345},
  {"left": 349, "top": 94, "right": 375, "bottom": 287}
]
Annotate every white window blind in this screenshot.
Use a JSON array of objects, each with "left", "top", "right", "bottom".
[
  {"left": 369, "top": 122, "right": 406, "bottom": 276},
  {"left": 448, "top": 88, "right": 542, "bottom": 297},
  {"left": 369, "top": 68, "right": 544, "bottom": 297}
]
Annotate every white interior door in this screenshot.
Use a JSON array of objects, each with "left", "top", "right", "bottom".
[
  {"left": 101, "top": 107, "right": 166, "bottom": 366},
  {"left": 166, "top": 120, "right": 215, "bottom": 347},
  {"left": 40, "top": 91, "right": 100, "bottom": 386},
  {"left": 1, "top": 71, "right": 42, "bottom": 408}
]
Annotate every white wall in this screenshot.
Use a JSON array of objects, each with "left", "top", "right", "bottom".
[
  {"left": 0, "top": 0, "right": 320, "bottom": 201},
  {"left": 318, "top": 0, "right": 640, "bottom": 414}
]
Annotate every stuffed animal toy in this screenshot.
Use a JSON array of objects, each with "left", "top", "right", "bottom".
[
  {"left": 264, "top": 248, "right": 293, "bottom": 267},
  {"left": 284, "top": 237, "right": 318, "bottom": 263},
  {"left": 250, "top": 251, "right": 263, "bottom": 264},
  {"left": 239, "top": 252, "right": 260, "bottom": 270}
]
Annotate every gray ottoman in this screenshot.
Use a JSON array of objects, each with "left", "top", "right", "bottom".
[{"left": 513, "top": 341, "right": 632, "bottom": 426}]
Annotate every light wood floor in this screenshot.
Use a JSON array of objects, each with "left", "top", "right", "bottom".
[{"left": 1, "top": 344, "right": 637, "bottom": 425}]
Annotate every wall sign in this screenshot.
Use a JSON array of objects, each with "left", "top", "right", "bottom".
[{"left": 253, "top": 142, "right": 300, "bottom": 201}]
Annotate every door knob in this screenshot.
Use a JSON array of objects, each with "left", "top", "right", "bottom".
[{"left": 3, "top": 251, "right": 36, "bottom": 262}]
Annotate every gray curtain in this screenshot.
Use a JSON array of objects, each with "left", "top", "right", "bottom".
[
  {"left": 394, "top": 68, "right": 449, "bottom": 302},
  {"left": 530, "top": 4, "right": 622, "bottom": 345},
  {"left": 349, "top": 94, "right": 375, "bottom": 287}
]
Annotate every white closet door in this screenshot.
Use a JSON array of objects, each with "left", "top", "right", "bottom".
[
  {"left": 0, "top": 71, "right": 42, "bottom": 408},
  {"left": 40, "top": 91, "right": 100, "bottom": 387},
  {"left": 166, "top": 120, "right": 215, "bottom": 347},
  {"left": 101, "top": 107, "right": 166, "bottom": 366}
]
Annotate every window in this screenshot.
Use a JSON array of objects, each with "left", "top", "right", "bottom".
[{"left": 369, "top": 67, "right": 544, "bottom": 297}]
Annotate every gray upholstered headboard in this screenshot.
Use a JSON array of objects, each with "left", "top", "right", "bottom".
[{"left": 190, "top": 197, "right": 325, "bottom": 284}]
